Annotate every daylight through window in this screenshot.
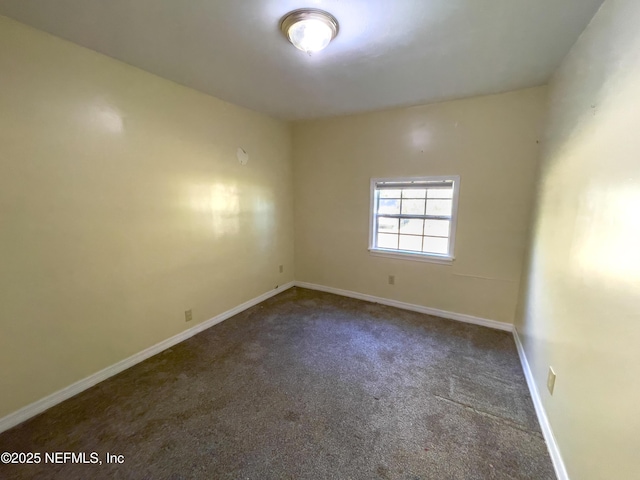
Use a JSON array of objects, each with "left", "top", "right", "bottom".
[{"left": 370, "top": 176, "right": 460, "bottom": 262}]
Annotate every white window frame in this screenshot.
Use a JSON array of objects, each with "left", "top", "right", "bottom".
[{"left": 368, "top": 175, "right": 460, "bottom": 265}]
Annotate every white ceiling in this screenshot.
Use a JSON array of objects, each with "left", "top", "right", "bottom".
[{"left": 0, "top": 0, "right": 604, "bottom": 120}]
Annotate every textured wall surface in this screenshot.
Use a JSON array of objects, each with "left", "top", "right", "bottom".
[
  {"left": 293, "top": 87, "right": 547, "bottom": 324},
  {"left": 515, "top": 1, "right": 640, "bottom": 478},
  {"left": 0, "top": 16, "right": 294, "bottom": 418}
]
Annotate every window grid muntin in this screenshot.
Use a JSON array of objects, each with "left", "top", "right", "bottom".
[{"left": 374, "top": 182, "right": 455, "bottom": 256}]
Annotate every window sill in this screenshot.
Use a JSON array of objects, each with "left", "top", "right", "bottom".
[{"left": 368, "top": 248, "right": 455, "bottom": 265}]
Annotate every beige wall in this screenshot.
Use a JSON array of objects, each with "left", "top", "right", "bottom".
[
  {"left": 515, "top": 1, "right": 640, "bottom": 479},
  {"left": 0, "top": 16, "right": 294, "bottom": 418},
  {"left": 293, "top": 87, "right": 547, "bottom": 324}
]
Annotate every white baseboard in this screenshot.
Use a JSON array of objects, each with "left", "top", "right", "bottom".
[
  {"left": 294, "top": 281, "right": 512, "bottom": 331},
  {"left": 513, "top": 328, "right": 568, "bottom": 480},
  {"left": 0, "top": 282, "right": 295, "bottom": 435}
]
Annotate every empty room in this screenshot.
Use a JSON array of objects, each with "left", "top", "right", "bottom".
[{"left": 0, "top": 1, "right": 638, "bottom": 479}]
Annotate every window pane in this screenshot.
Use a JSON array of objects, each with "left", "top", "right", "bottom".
[
  {"left": 427, "top": 187, "right": 453, "bottom": 199},
  {"left": 373, "top": 178, "right": 457, "bottom": 259},
  {"left": 425, "top": 199, "right": 452, "bottom": 216},
  {"left": 424, "top": 219, "right": 450, "bottom": 237},
  {"left": 423, "top": 236, "right": 449, "bottom": 255},
  {"left": 399, "top": 235, "right": 422, "bottom": 252},
  {"left": 377, "top": 233, "right": 398, "bottom": 249},
  {"left": 401, "top": 188, "right": 426, "bottom": 199},
  {"left": 380, "top": 189, "right": 401, "bottom": 199},
  {"left": 401, "top": 199, "right": 425, "bottom": 215},
  {"left": 400, "top": 218, "right": 424, "bottom": 235},
  {"left": 378, "top": 199, "right": 400, "bottom": 215},
  {"left": 378, "top": 217, "right": 399, "bottom": 233}
]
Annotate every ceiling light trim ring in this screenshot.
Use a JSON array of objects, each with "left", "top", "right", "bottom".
[{"left": 280, "top": 8, "right": 339, "bottom": 52}]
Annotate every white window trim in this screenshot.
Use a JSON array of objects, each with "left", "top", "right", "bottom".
[{"left": 368, "top": 175, "right": 461, "bottom": 265}]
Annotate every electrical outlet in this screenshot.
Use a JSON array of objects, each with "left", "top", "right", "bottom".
[
  {"left": 388, "top": 275, "right": 395, "bottom": 285},
  {"left": 547, "top": 367, "right": 556, "bottom": 395},
  {"left": 185, "top": 309, "right": 193, "bottom": 322},
  {"left": 279, "top": 264, "right": 284, "bottom": 273}
]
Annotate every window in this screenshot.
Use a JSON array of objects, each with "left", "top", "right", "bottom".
[{"left": 369, "top": 176, "right": 460, "bottom": 264}]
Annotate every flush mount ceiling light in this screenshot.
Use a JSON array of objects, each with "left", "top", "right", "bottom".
[{"left": 280, "top": 8, "right": 339, "bottom": 53}]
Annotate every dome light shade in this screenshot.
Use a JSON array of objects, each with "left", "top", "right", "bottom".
[{"left": 280, "top": 9, "right": 339, "bottom": 53}]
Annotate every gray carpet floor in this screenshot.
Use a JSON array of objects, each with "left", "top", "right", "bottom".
[{"left": 0, "top": 287, "right": 555, "bottom": 479}]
